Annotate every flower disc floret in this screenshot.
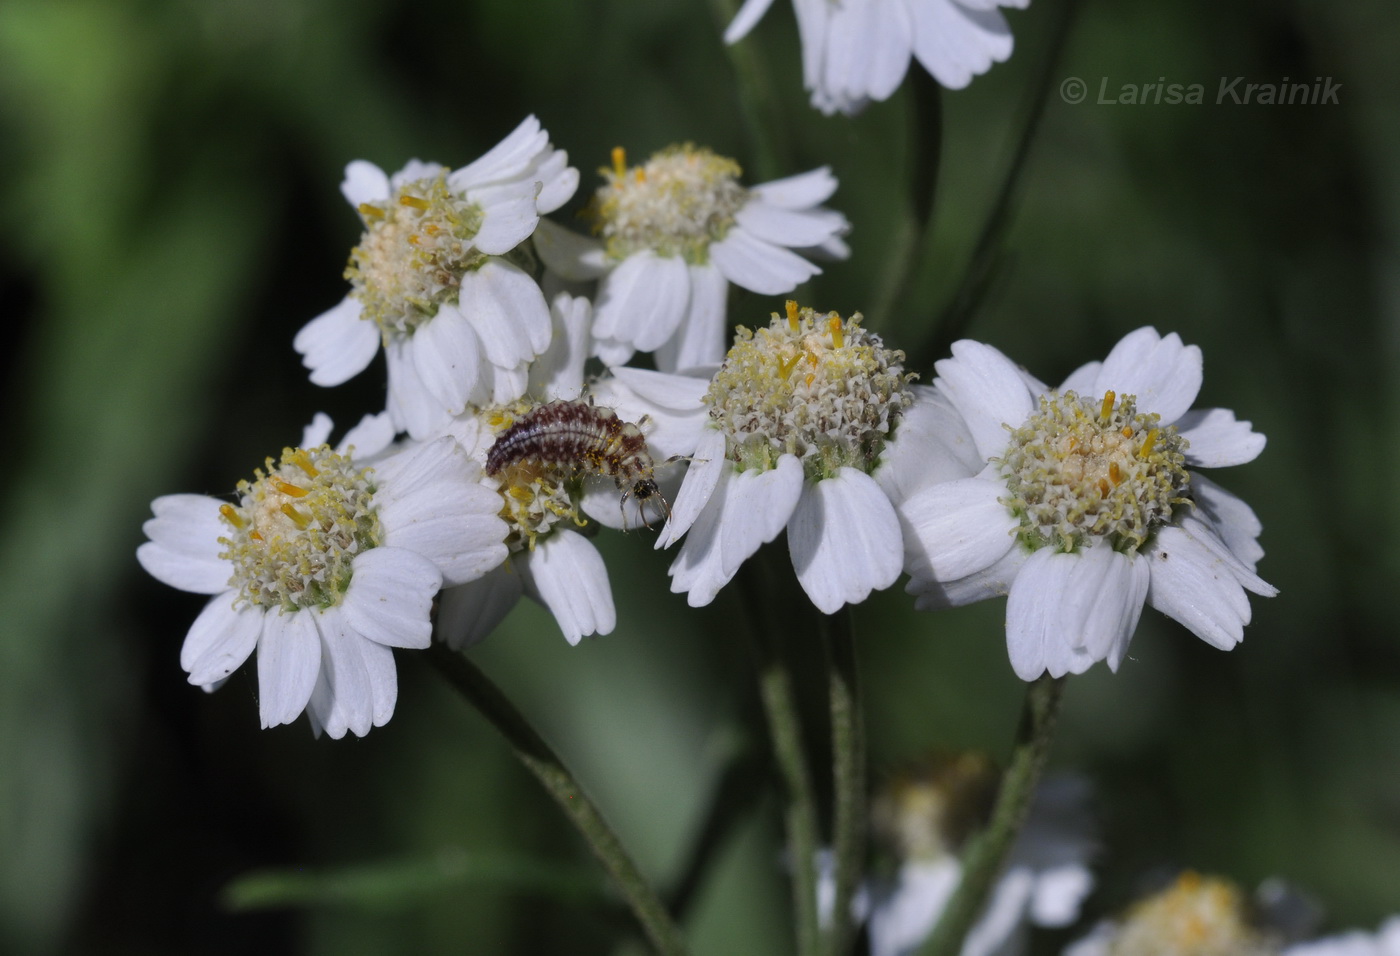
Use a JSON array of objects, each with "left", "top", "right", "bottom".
[
  {"left": 589, "top": 144, "right": 749, "bottom": 263},
  {"left": 1106, "top": 872, "right": 1276, "bottom": 956},
  {"left": 998, "top": 390, "right": 1190, "bottom": 555},
  {"left": 219, "top": 446, "right": 381, "bottom": 611},
  {"left": 345, "top": 173, "right": 486, "bottom": 335},
  {"left": 704, "top": 303, "right": 913, "bottom": 480}
]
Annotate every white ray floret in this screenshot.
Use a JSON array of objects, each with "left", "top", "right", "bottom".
[
  {"left": 900, "top": 327, "right": 1276, "bottom": 680},
  {"left": 535, "top": 146, "right": 849, "bottom": 371},
  {"left": 137, "top": 417, "right": 508, "bottom": 737},
  {"left": 294, "top": 116, "right": 579, "bottom": 439},
  {"left": 724, "top": 0, "right": 1029, "bottom": 116}
]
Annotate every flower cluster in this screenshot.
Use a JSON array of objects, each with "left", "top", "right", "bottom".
[{"left": 141, "top": 115, "right": 1273, "bottom": 742}]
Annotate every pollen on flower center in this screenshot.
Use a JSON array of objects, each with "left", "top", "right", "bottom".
[
  {"left": 704, "top": 301, "right": 914, "bottom": 480},
  {"left": 344, "top": 173, "right": 486, "bottom": 337},
  {"left": 998, "top": 390, "right": 1190, "bottom": 554},
  {"left": 219, "top": 446, "right": 382, "bottom": 611},
  {"left": 1108, "top": 872, "right": 1277, "bottom": 956},
  {"left": 588, "top": 144, "right": 749, "bottom": 263}
]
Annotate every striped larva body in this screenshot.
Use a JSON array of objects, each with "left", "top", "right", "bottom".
[{"left": 485, "top": 400, "right": 669, "bottom": 527}]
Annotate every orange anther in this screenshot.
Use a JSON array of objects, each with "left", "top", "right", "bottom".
[
  {"left": 219, "top": 504, "right": 245, "bottom": 528},
  {"left": 1099, "top": 390, "right": 1116, "bottom": 421},
  {"left": 785, "top": 299, "right": 800, "bottom": 330},
  {"left": 1109, "top": 461, "right": 1123, "bottom": 485},
  {"left": 291, "top": 451, "right": 319, "bottom": 478},
  {"left": 280, "top": 503, "right": 311, "bottom": 529},
  {"left": 1139, "top": 429, "right": 1159, "bottom": 458},
  {"left": 828, "top": 315, "right": 844, "bottom": 348},
  {"left": 273, "top": 478, "right": 308, "bottom": 498},
  {"left": 357, "top": 202, "right": 384, "bottom": 219},
  {"left": 611, "top": 146, "right": 627, "bottom": 179}
]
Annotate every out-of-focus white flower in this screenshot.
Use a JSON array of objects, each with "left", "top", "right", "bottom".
[
  {"left": 859, "top": 765, "right": 1095, "bottom": 956},
  {"left": 535, "top": 146, "right": 848, "bottom": 371},
  {"left": 138, "top": 416, "right": 507, "bottom": 737},
  {"left": 1284, "top": 918, "right": 1400, "bottom": 956},
  {"left": 901, "top": 327, "right": 1276, "bottom": 680},
  {"left": 432, "top": 294, "right": 673, "bottom": 648},
  {"left": 295, "top": 116, "right": 578, "bottom": 439},
  {"left": 724, "top": 0, "right": 1029, "bottom": 115},
  {"left": 635, "top": 302, "right": 968, "bottom": 615}
]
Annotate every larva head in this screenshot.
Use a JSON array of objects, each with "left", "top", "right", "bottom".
[{"left": 622, "top": 477, "right": 670, "bottom": 531}]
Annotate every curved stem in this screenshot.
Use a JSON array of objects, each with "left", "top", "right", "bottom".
[
  {"left": 428, "top": 645, "right": 690, "bottom": 956},
  {"left": 822, "top": 606, "right": 865, "bottom": 956},
  {"left": 919, "top": 674, "right": 1067, "bottom": 956}
]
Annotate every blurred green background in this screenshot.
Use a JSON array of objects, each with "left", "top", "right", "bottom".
[{"left": 2, "top": 0, "right": 1397, "bottom": 952}]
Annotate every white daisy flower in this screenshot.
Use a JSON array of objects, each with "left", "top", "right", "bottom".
[
  {"left": 1064, "top": 872, "right": 1281, "bottom": 956},
  {"left": 654, "top": 301, "right": 940, "bottom": 614},
  {"left": 432, "top": 294, "right": 668, "bottom": 648},
  {"left": 137, "top": 416, "right": 508, "bottom": 737},
  {"left": 901, "top": 327, "right": 1277, "bottom": 681},
  {"left": 724, "top": 0, "right": 1029, "bottom": 115},
  {"left": 294, "top": 116, "right": 579, "bottom": 440},
  {"left": 534, "top": 145, "right": 850, "bottom": 372}
]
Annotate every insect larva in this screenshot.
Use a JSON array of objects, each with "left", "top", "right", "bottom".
[{"left": 485, "top": 399, "right": 670, "bottom": 528}]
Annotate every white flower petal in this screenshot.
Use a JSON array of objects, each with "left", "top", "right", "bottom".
[
  {"left": 410, "top": 304, "right": 483, "bottom": 417},
  {"left": 385, "top": 337, "right": 451, "bottom": 440},
  {"left": 709, "top": 228, "right": 820, "bottom": 294},
  {"left": 900, "top": 477, "right": 1019, "bottom": 583},
  {"left": 1073, "top": 545, "right": 1150, "bottom": 673},
  {"left": 314, "top": 606, "right": 373, "bottom": 739},
  {"left": 592, "top": 252, "right": 690, "bottom": 353},
  {"left": 302, "top": 412, "right": 334, "bottom": 448},
  {"left": 458, "top": 258, "right": 553, "bottom": 368},
  {"left": 448, "top": 115, "right": 548, "bottom": 190},
  {"left": 469, "top": 179, "right": 541, "bottom": 256},
  {"left": 723, "top": 0, "right": 778, "bottom": 43},
  {"left": 1176, "top": 407, "right": 1266, "bottom": 467},
  {"left": 138, "top": 494, "right": 230, "bottom": 593},
  {"left": 436, "top": 562, "right": 524, "bottom": 650},
  {"left": 1005, "top": 549, "right": 1082, "bottom": 681},
  {"left": 533, "top": 218, "right": 609, "bottom": 281},
  {"left": 867, "top": 860, "right": 961, "bottom": 956},
  {"left": 356, "top": 637, "right": 398, "bottom": 728},
  {"left": 789, "top": 468, "right": 903, "bottom": 614},
  {"left": 668, "top": 469, "right": 738, "bottom": 607},
  {"left": 342, "top": 547, "right": 442, "bottom": 648},
  {"left": 1146, "top": 523, "right": 1259, "bottom": 651},
  {"left": 1057, "top": 360, "right": 1102, "bottom": 395},
  {"left": 874, "top": 384, "right": 982, "bottom": 508},
  {"left": 721, "top": 455, "right": 805, "bottom": 579},
  {"left": 338, "top": 412, "right": 397, "bottom": 459},
  {"left": 182, "top": 593, "right": 261, "bottom": 685},
  {"left": 390, "top": 159, "right": 447, "bottom": 189},
  {"left": 734, "top": 200, "right": 849, "bottom": 250},
  {"left": 1091, "top": 327, "right": 1203, "bottom": 425},
  {"left": 256, "top": 611, "right": 321, "bottom": 729},
  {"left": 962, "top": 866, "right": 1035, "bottom": 956},
  {"left": 1030, "top": 865, "right": 1095, "bottom": 928},
  {"left": 909, "top": 542, "right": 1028, "bottom": 610},
  {"left": 340, "top": 159, "right": 390, "bottom": 206},
  {"left": 529, "top": 293, "right": 591, "bottom": 401},
  {"left": 293, "top": 296, "right": 379, "bottom": 387},
  {"left": 522, "top": 529, "right": 615, "bottom": 644},
  {"left": 653, "top": 264, "right": 729, "bottom": 372},
  {"left": 933, "top": 340, "right": 1037, "bottom": 461},
  {"left": 1189, "top": 473, "right": 1265, "bottom": 571},
  {"left": 911, "top": 0, "right": 1013, "bottom": 91},
  {"left": 533, "top": 149, "right": 579, "bottom": 215},
  {"left": 659, "top": 429, "right": 728, "bottom": 546},
  {"left": 752, "top": 166, "right": 839, "bottom": 208}
]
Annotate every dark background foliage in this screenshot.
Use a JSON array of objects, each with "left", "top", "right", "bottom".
[{"left": 1, "top": 0, "right": 1396, "bottom": 953}]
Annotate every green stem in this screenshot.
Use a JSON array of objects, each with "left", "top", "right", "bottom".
[
  {"left": 821, "top": 607, "right": 865, "bottom": 956},
  {"left": 919, "top": 675, "right": 1067, "bottom": 956},
  {"left": 738, "top": 557, "right": 823, "bottom": 956},
  {"left": 428, "top": 645, "right": 690, "bottom": 956},
  {"left": 708, "top": 0, "right": 789, "bottom": 181}
]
